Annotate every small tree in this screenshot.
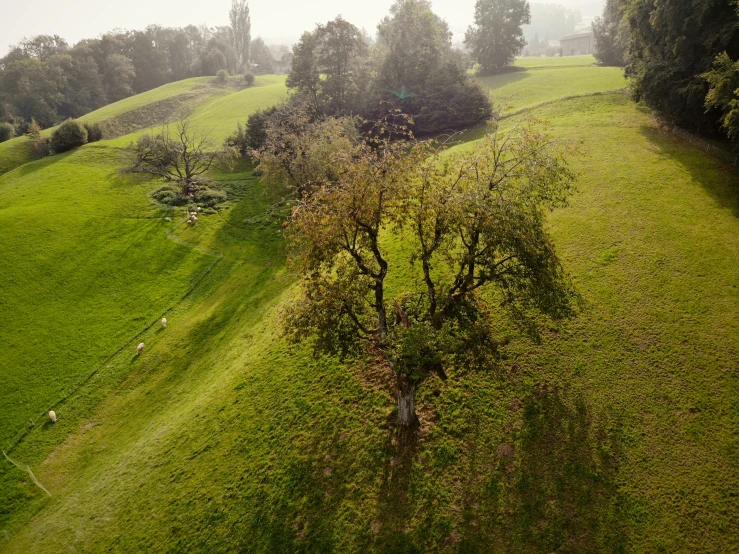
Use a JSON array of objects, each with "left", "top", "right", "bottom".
[
  {"left": 50, "top": 119, "right": 88, "bottom": 153},
  {"left": 216, "top": 69, "right": 230, "bottom": 84},
  {"left": 262, "top": 114, "right": 579, "bottom": 429},
  {"left": 129, "top": 119, "right": 237, "bottom": 196},
  {"left": 703, "top": 53, "right": 739, "bottom": 141},
  {"left": 244, "top": 72, "right": 255, "bottom": 86},
  {"left": 465, "top": 0, "right": 531, "bottom": 74}
]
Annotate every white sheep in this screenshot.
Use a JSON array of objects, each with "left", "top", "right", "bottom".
[
  {"left": 137, "top": 342, "right": 145, "bottom": 355},
  {"left": 49, "top": 410, "right": 57, "bottom": 423},
  {"left": 165, "top": 217, "right": 172, "bottom": 222},
  {"left": 161, "top": 317, "right": 167, "bottom": 328},
  {"left": 192, "top": 216, "right": 198, "bottom": 222},
  {"left": 196, "top": 207, "right": 202, "bottom": 212},
  {"left": 187, "top": 220, "right": 193, "bottom": 225}
]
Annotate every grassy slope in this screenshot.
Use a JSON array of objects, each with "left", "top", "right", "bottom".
[
  {"left": 0, "top": 78, "right": 287, "bottom": 531},
  {"left": 0, "top": 75, "right": 287, "bottom": 177},
  {"left": 479, "top": 65, "right": 627, "bottom": 114},
  {"left": 2, "top": 65, "right": 739, "bottom": 554}
]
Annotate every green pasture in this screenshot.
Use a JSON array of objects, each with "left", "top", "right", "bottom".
[{"left": 1, "top": 62, "right": 738, "bottom": 554}]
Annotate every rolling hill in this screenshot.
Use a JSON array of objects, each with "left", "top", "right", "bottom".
[{"left": 1, "top": 58, "right": 738, "bottom": 553}]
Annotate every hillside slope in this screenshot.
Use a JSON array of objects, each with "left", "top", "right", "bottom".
[{"left": 2, "top": 63, "right": 738, "bottom": 553}]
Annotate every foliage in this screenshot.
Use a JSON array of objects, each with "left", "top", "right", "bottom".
[
  {"left": 0, "top": 122, "right": 14, "bottom": 142},
  {"left": 621, "top": 0, "right": 739, "bottom": 135},
  {"left": 84, "top": 122, "right": 104, "bottom": 142},
  {"left": 251, "top": 38, "right": 275, "bottom": 73},
  {"left": 265, "top": 113, "right": 578, "bottom": 426},
  {"left": 703, "top": 52, "right": 739, "bottom": 142},
  {"left": 216, "top": 69, "right": 229, "bottom": 84},
  {"left": 371, "top": 0, "right": 493, "bottom": 134},
  {"left": 592, "top": 0, "right": 626, "bottom": 67},
  {"left": 129, "top": 118, "right": 238, "bottom": 195},
  {"left": 229, "top": 0, "right": 252, "bottom": 72},
  {"left": 50, "top": 118, "right": 88, "bottom": 153},
  {"left": 243, "top": 72, "right": 255, "bottom": 86},
  {"left": 287, "top": 17, "right": 369, "bottom": 115},
  {"left": 465, "top": 0, "right": 531, "bottom": 75}
]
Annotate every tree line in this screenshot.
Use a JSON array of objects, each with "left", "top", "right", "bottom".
[
  {"left": 0, "top": 0, "right": 285, "bottom": 134},
  {"left": 593, "top": 0, "right": 739, "bottom": 143}
]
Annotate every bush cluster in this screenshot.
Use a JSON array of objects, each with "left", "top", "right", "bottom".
[
  {"left": 243, "top": 72, "right": 255, "bottom": 86},
  {"left": 84, "top": 122, "right": 104, "bottom": 143},
  {"left": 50, "top": 119, "right": 88, "bottom": 153},
  {"left": 0, "top": 122, "right": 14, "bottom": 143},
  {"left": 216, "top": 69, "right": 230, "bottom": 84}
]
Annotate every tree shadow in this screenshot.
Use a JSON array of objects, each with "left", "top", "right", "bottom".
[
  {"left": 458, "top": 387, "right": 628, "bottom": 554},
  {"left": 639, "top": 125, "right": 739, "bottom": 218}
]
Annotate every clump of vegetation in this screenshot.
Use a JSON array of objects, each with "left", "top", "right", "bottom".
[
  {"left": 284, "top": 2, "right": 493, "bottom": 136},
  {"left": 226, "top": 105, "right": 282, "bottom": 156},
  {"left": 50, "top": 119, "right": 88, "bottom": 153},
  {"left": 0, "top": 122, "right": 15, "bottom": 143},
  {"left": 243, "top": 72, "right": 255, "bottom": 86},
  {"left": 703, "top": 53, "right": 739, "bottom": 141},
  {"left": 592, "top": 0, "right": 626, "bottom": 67},
  {"left": 259, "top": 113, "right": 579, "bottom": 428},
  {"left": 216, "top": 69, "right": 230, "bottom": 84},
  {"left": 83, "top": 122, "right": 104, "bottom": 142},
  {"left": 130, "top": 118, "right": 237, "bottom": 206}
]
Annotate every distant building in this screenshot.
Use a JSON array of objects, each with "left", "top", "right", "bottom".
[{"left": 560, "top": 31, "right": 596, "bottom": 55}]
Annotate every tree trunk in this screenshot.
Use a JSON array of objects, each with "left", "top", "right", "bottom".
[{"left": 396, "top": 376, "right": 418, "bottom": 428}]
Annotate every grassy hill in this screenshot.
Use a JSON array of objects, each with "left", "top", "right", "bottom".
[{"left": 1, "top": 61, "right": 738, "bottom": 553}]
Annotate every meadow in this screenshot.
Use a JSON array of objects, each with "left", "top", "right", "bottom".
[{"left": 1, "top": 58, "right": 738, "bottom": 553}]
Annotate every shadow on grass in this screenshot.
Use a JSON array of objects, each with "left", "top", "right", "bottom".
[
  {"left": 370, "top": 387, "right": 628, "bottom": 553},
  {"left": 639, "top": 125, "right": 739, "bottom": 218}
]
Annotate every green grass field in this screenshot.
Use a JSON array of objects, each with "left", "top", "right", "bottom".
[{"left": 1, "top": 64, "right": 738, "bottom": 554}]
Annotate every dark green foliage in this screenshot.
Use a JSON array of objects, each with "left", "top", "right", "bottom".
[
  {"left": 243, "top": 72, "right": 255, "bottom": 86},
  {"left": 622, "top": 0, "right": 739, "bottom": 135},
  {"left": 368, "top": 61, "right": 493, "bottom": 135},
  {"left": 703, "top": 53, "right": 739, "bottom": 141},
  {"left": 227, "top": 106, "right": 280, "bottom": 154},
  {"left": 0, "top": 122, "right": 14, "bottom": 142},
  {"left": 465, "top": 0, "right": 531, "bottom": 74},
  {"left": 83, "top": 122, "right": 104, "bottom": 142},
  {"left": 593, "top": 0, "right": 626, "bottom": 67},
  {"left": 151, "top": 184, "right": 227, "bottom": 208},
  {"left": 49, "top": 119, "right": 88, "bottom": 153}
]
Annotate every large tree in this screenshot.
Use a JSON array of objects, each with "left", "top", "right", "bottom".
[
  {"left": 287, "top": 17, "right": 369, "bottom": 114},
  {"left": 259, "top": 114, "right": 578, "bottom": 428},
  {"left": 229, "top": 0, "right": 251, "bottom": 72},
  {"left": 465, "top": 0, "right": 531, "bottom": 75}
]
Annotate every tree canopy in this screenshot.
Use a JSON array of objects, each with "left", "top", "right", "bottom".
[
  {"left": 465, "top": 0, "right": 531, "bottom": 75},
  {"left": 258, "top": 111, "right": 579, "bottom": 427}
]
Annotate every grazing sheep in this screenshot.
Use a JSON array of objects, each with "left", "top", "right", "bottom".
[
  {"left": 49, "top": 410, "right": 57, "bottom": 423},
  {"left": 165, "top": 217, "right": 172, "bottom": 222},
  {"left": 137, "top": 342, "right": 145, "bottom": 355},
  {"left": 187, "top": 220, "right": 193, "bottom": 225},
  {"left": 161, "top": 317, "right": 167, "bottom": 328},
  {"left": 196, "top": 207, "right": 202, "bottom": 212}
]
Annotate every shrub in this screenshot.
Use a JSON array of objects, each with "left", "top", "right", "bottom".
[
  {"left": 216, "top": 69, "right": 229, "bottom": 84},
  {"left": 152, "top": 185, "right": 189, "bottom": 207},
  {"left": 84, "top": 122, "right": 104, "bottom": 143},
  {"left": 244, "top": 72, "right": 255, "bottom": 86},
  {"left": 194, "top": 187, "right": 228, "bottom": 208},
  {"left": 26, "top": 119, "right": 50, "bottom": 158},
  {"left": 0, "top": 122, "right": 14, "bottom": 143},
  {"left": 50, "top": 119, "right": 88, "bottom": 154}
]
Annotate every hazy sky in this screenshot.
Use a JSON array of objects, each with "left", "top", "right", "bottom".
[{"left": 0, "top": 0, "right": 605, "bottom": 55}]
